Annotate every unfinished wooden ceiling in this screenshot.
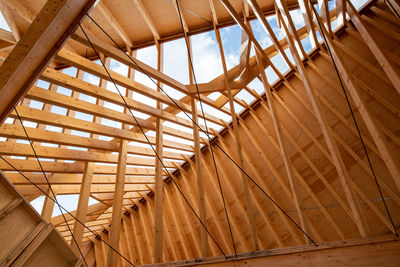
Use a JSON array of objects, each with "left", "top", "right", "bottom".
[{"left": 0, "top": 0, "right": 399, "bottom": 266}]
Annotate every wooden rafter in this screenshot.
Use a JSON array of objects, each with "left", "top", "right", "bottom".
[{"left": 0, "top": 0, "right": 97, "bottom": 124}]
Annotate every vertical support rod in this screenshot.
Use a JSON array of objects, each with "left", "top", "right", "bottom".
[
  {"left": 153, "top": 41, "right": 164, "bottom": 264},
  {"left": 71, "top": 161, "right": 94, "bottom": 254},
  {"left": 215, "top": 25, "right": 259, "bottom": 251},
  {"left": 254, "top": 49, "right": 311, "bottom": 244},
  {"left": 41, "top": 188, "right": 56, "bottom": 221},
  {"left": 186, "top": 36, "right": 208, "bottom": 257},
  {"left": 107, "top": 139, "right": 128, "bottom": 267}
]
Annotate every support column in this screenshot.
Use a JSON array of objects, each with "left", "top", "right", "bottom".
[
  {"left": 187, "top": 36, "right": 208, "bottom": 257},
  {"left": 153, "top": 41, "right": 164, "bottom": 264},
  {"left": 71, "top": 162, "right": 94, "bottom": 254},
  {"left": 41, "top": 188, "right": 56, "bottom": 221},
  {"left": 107, "top": 139, "right": 128, "bottom": 267},
  {"left": 214, "top": 26, "right": 259, "bottom": 251}
]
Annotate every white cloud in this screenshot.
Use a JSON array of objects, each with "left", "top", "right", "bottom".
[
  {"left": 0, "top": 11, "right": 11, "bottom": 31},
  {"left": 192, "top": 32, "right": 224, "bottom": 83},
  {"left": 289, "top": 9, "right": 305, "bottom": 29}
]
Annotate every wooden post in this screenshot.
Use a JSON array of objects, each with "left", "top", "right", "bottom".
[
  {"left": 106, "top": 139, "right": 128, "bottom": 267},
  {"left": 71, "top": 162, "right": 94, "bottom": 254},
  {"left": 153, "top": 41, "right": 164, "bottom": 264},
  {"left": 41, "top": 189, "right": 56, "bottom": 221},
  {"left": 275, "top": 0, "right": 369, "bottom": 237},
  {"left": 298, "top": 0, "right": 319, "bottom": 47},
  {"left": 318, "top": 0, "right": 332, "bottom": 33},
  {"left": 254, "top": 49, "right": 311, "bottom": 244},
  {"left": 187, "top": 35, "right": 208, "bottom": 258},
  {"left": 214, "top": 25, "right": 259, "bottom": 252}
]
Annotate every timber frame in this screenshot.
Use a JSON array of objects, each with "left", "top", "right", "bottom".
[{"left": 0, "top": 0, "right": 399, "bottom": 266}]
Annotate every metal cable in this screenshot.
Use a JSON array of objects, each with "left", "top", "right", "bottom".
[
  {"left": 311, "top": 2, "right": 398, "bottom": 237},
  {"left": 78, "top": 23, "right": 228, "bottom": 258},
  {"left": 84, "top": 13, "right": 317, "bottom": 246},
  {"left": 0, "top": 155, "right": 136, "bottom": 266},
  {"left": 174, "top": 0, "right": 237, "bottom": 256},
  {"left": 13, "top": 107, "right": 88, "bottom": 267}
]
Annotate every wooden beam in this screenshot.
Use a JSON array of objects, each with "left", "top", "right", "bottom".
[
  {"left": 2, "top": 0, "right": 35, "bottom": 23},
  {"left": 96, "top": 1, "right": 133, "bottom": 48},
  {"left": 41, "top": 189, "right": 57, "bottom": 221},
  {"left": 0, "top": 142, "right": 175, "bottom": 168},
  {"left": 71, "top": 162, "right": 94, "bottom": 254},
  {"left": 275, "top": 0, "right": 369, "bottom": 237},
  {"left": 298, "top": 0, "right": 319, "bottom": 48},
  {"left": 345, "top": 0, "right": 400, "bottom": 95},
  {"left": 254, "top": 49, "right": 311, "bottom": 244},
  {"left": 141, "top": 235, "right": 400, "bottom": 267},
  {"left": 106, "top": 139, "right": 128, "bottom": 267},
  {"left": 0, "top": 0, "right": 96, "bottom": 124},
  {"left": 313, "top": 11, "right": 400, "bottom": 191},
  {"left": 131, "top": 0, "right": 160, "bottom": 40},
  {"left": 215, "top": 25, "right": 259, "bottom": 251},
  {"left": 336, "top": 0, "right": 346, "bottom": 25},
  {"left": 318, "top": 0, "right": 332, "bottom": 33},
  {"left": 153, "top": 42, "right": 164, "bottom": 264},
  {"left": 8, "top": 106, "right": 193, "bottom": 152},
  {"left": 385, "top": 0, "right": 400, "bottom": 19},
  {"left": 0, "top": 0, "right": 20, "bottom": 41},
  {"left": 187, "top": 35, "right": 208, "bottom": 257},
  {"left": 54, "top": 49, "right": 222, "bottom": 127},
  {"left": 71, "top": 30, "right": 189, "bottom": 95},
  {"left": 247, "top": 0, "right": 294, "bottom": 68}
]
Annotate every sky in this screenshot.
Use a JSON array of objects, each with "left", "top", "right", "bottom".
[{"left": 0, "top": 0, "right": 369, "bottom": 217}]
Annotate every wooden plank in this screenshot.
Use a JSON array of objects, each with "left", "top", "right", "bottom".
[
  {"left": 153, "top": 42, "right": 164, "bottom": 264},
  {"left": 71, "top": 162, "right": 94, "bottom": 254},
  {"left": 215, "top": 26, "right": 259, "bottom": 251},
  {"left": 0, "top": 0, "right": 20, "bottom": 41},
  {"left": 254, "top": 50, "right": 311, "bottom": 244},
  {"left": 247, "top": 0, "right": 294, "bottom": 68},
  {"left": 8, "top": 106, "right": 193, "bottom": 152},
  {"left": 0, "top": 142, "right": 175, "bottom": 168},
  {"left": 187, "top": 35, "right": 208, "bottom": 257},
  {"left": 0, "top": 197, "right": 22, "bottom": 221},
  {"left": 53, "top": 49, "right": 222, "bottom": 127},
  {"left": 71, "top": 30, "right": 189, "bottom": 94},
  {"left": 0, "top": 124, "right": 184, "bottom": 160},
  {"left": 96, "top": 1, "right": 133, "bottom": 48},
  {"left": 141, "top": 235, "right": 400, "bottom": 267},
  {"left": 345, "top": 0, "right": 400, "bottom": 94},
  {"left": 106, "top": 139, "right": 128, "bottom": 267},
  {"left": 298, "top": 0, "right": 319, "bottom": 47},
  {"left": 318, "top": 0, "right": 332, "bottom": 33},
  {"left": 131, "top": 0, "right": 160, "bottom": 40},
  {"left": 275, "top": 0, "right": 369, "bottom": 237},
  {"left": 0, "top": 0, "right": 96, "bottom": 124},
  {"left": 313, "top": 13, "right": 400, "bottom": 191},
  {"left": 41, "top": 189, "right": 56, "bottom": 222}
]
